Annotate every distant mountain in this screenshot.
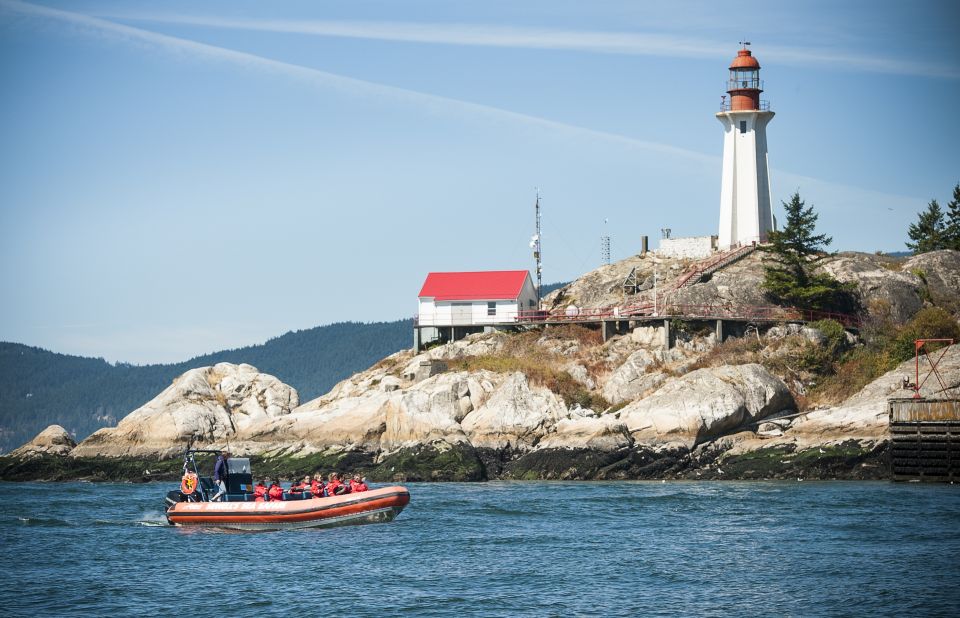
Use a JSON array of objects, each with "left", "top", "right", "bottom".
[{"left": 0, "top": 320, "right": 411, "bottom": 453}]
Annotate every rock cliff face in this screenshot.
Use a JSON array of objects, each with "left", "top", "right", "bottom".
[{"left": 7, "top": 250, "right": 960, "bottom": 481}]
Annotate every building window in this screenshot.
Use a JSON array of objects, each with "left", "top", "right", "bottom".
[
  {"left": 487, "top": 301, "right": 496, "bottom": 316},
  {"left": 739, "top": 121, "right": 747, "bottom": 134}
]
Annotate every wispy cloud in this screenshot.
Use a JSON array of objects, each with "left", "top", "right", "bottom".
[
  {"left": 0, "top": 0, "right": 713, "bottom": 163},
  {"left": 93, "top": 13, "right": 960, "bottom": 80},
  {"left": 0, "top": 0, "right": 925, "bottom": 214}
]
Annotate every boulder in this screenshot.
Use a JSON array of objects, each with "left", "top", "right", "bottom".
[
  {"left": 602, "top": 348, "right": 665, "bottom": 405},
  {"left": 70, "top": 363, "right": 298, "bottom": 459},
  {"left": 9, "top": 425, "right": 76, "bottom": 458},
  {"left": 619, "top": 364, "right": 793, "bottom": 449},
  {"left": 380, "top": 372, "right": 493, "bottom": 450},
  {"left": 460, "top": 372, "right": 568, "bottom": 450},
  {"left": 536, "top": 415, "right": 632, "bottom": 451}
]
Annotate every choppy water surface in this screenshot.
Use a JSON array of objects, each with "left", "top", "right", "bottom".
[{"left": 1, "top": 481, "right": 958, "bottom": 616}]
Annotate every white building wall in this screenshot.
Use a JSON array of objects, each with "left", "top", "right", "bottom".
[
  {"left": 418, "top": 299, "right": 525, "bottom": 325},
  {"left": 658, "top": 236, "right": 716, "bottom": 259},
  {"left": 716, "top": 110, "right": 774, "bottom": 250}
]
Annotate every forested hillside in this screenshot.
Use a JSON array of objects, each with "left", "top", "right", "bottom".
[{"left": 0, "top": 320, "right": 411, "bottom": 453}]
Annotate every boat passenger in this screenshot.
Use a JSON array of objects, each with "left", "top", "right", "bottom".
[
  {"left": 310, "top": 474, "right": 325, "bottom": 498},
  {"left": 349, "top": 474, "right": 368, "bottom": 493},
  {"left": 289, "top": 478, "right": 306, "bottom": 494},
  {"left": 268, "top": 479, "right": 284, "bottom": 502},
  {"left": 327, "top": 472, "right": 349, "bottom": 496},
  {"left": 253, "top": 480, "right": 268, "bottom": 502},
  {"left": 211, "top": 450, "right": 230, "bottom": 501}
]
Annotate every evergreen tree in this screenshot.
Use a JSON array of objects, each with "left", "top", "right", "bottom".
[
  {"left": 761, "top": 192, "right": 855, "bottom": 311},
  {"left": 906, "top": 198, "right": 946, "bottom": 253},
  {"left": 943, "top": 183, "right": 960, "bottom": 251}
]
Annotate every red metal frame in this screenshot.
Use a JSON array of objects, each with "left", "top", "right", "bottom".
[{"left": 913, "top": 338, "right": 955, "bottom": 399}]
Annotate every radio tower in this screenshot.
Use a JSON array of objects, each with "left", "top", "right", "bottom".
[
  {"left": 530, "top": 189, "right": 543, "bottom": 308},
  {"left": 601, "top": 218, "right": 611, "bottom": 265}
]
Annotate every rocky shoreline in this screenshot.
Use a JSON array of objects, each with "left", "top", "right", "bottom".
[
  {"left": 0, "top": 439, "right": 889, "bottom": 484},
  {"left": 3, "top": 250, "right": 958, "bottom": 484}
]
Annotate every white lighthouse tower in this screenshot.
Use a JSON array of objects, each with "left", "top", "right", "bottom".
[{"left": 717, "top": 44, "right": 774, "bottom": 250}]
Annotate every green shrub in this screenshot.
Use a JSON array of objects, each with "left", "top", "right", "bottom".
[{"left": 890, "top": 307, "right": 960, "bottom": 363}]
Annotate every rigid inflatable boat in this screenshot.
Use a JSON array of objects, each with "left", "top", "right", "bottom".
[{"left": 164, "top": 450, "right": 410, "bottom": 530}]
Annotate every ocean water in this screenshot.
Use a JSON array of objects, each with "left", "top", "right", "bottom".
[{"left": 1, "top": 481, "right": 958, "bottom": 617}]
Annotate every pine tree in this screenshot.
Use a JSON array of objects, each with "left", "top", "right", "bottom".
[
  {"left": 906, "top": 198, "right": 946, "bottom": 253},
  {"left": 943, "top": 183, "right": 960, "bottom": 251},
  {"left": 761, "top": 192, "right": 855, "bottom": 311}
]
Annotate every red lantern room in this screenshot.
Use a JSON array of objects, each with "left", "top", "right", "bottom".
[{"left": 725, "top": 44, "right": 767, "bottom": 111}]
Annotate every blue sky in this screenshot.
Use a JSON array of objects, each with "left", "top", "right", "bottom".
[{"left": 1, "top": 0, "right": 958, "bottom": 364}]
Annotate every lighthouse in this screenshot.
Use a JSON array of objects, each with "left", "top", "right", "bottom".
[{"left": 716, "top": 44, "right": 774, "bottom": 250}]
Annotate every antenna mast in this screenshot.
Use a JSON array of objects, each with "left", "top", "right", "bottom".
[
  {"left": 532, "top": 189, "right": 542, "bottom": 308},
  {"left": 601, "top": 218, "right": 611, "bottom": 265}
]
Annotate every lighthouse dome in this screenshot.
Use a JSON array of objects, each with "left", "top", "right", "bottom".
[{"left": 729, "top": 49, "right": 761, "bottom": 70}]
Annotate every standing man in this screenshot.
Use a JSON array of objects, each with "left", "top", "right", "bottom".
[{"left": 212, "top": 450, "right": 230, "bottom": 501}]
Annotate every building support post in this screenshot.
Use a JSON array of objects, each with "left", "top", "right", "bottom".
[
  {"left": 601, "top": 320, "right": 610, "bottom": 342},
  {"left": 716, "top": 319, "right": 724, "bottom": 343},
  {"left": 663, "top": 319, "right": 672, "bottom": 349},
  {"left": 413, "top": 327, "right": 421, "bottom": 352}
]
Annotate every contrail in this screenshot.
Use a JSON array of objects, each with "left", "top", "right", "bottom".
[
  {"left": 0, "top": 0, "right": 715, "bottom": 163},
  {"left": 0, "top": 0, "right": 926, "bottom": 212},
  {"left": 92, "top": 13, "right": 960, "bottom": 80}
]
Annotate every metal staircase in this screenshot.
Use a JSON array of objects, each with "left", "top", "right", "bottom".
[{"left": 673, "top": 245, "right": 757, "bottom": 289}]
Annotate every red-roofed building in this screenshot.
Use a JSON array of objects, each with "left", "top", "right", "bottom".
[{"left": 415, "top": 270, "right": 537, "bottom": 349}]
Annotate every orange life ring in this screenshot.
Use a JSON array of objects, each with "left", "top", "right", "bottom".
[{"left": 181, "top": 472, "right": 199, "bottom": 494}]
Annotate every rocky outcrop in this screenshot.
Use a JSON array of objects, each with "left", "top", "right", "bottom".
[
  {"left": 9, "top": 425, "right": 76, "bottom": 458},
  {"left": 619, "top": 364, "right": 793, "bottom": 449},
  {"left": 550, "top": 249, "right": 960, "bottom": 326},
  {"left": 69, "top": 363, "right": 299, "bottom": 459},
  {"left": 8, "top": 247, "right": 958, "bottom": 482},
  {"left": 460, "top": 372, "right": 568, "bottom": 451}
]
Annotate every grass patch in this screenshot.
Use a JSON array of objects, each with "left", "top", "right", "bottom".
[{"left": 448, "top": 354, "right": 611, "bottom": 412}]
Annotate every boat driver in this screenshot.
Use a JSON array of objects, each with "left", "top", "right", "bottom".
[{"left": 211, "top": 450, "right": 230, "bottom": 502}]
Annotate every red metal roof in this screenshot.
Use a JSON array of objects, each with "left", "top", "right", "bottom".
[
  {"left": 418, "top": 271, "right": 530, "bottom": 301},
  {"left": 730, "top": 49, "right": 761, "bottom": 69}
]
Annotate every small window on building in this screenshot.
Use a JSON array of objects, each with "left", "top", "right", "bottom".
[
  {"left": 487, "top": 301, "right": 496, "bottom": 316},
  {"left": 739, "top": 121, "right": 747, "bottom": 134},
  {"left": 528, "top": 299, "right": 535, "bottom": 307}
]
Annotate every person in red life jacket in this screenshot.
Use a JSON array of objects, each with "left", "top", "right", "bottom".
[
  {"left": 349, "top": 474, "right": 368, "bottom": 493},
  {"left": 253, "top": 480, "right": 268, "bottom": 502},
  {"left": 310, "top": 473, "right": 325, "bottom": 498},
  {"left": 268, "top": 479, "right": 284, "bottom": 502},
  {"left": 326, "top": 472, "right": 349, "bottom": 496},
  {"left": 289, "top": 477, "right": 306, "bottom": 494}
]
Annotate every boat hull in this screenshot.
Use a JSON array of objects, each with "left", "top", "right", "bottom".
[{"left": 165, "top": 486, "right": 410, "bottom": 530}]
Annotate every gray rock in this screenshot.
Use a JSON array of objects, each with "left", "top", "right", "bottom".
[
  {"left": 10, "top": 425, "right": 76, "bottom": 458},
  {"left": 619, "top": 364, "right": 794, "bottom": 449}
]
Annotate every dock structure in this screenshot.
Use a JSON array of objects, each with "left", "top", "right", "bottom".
[
  {"left": 889, "top": 398, "right": 960, "bottom": 482},
  {"left": 414, "top": 303, "right": 858, "bottom": 351}
]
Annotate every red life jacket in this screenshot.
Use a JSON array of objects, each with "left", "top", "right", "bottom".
[
  {"left": 350, "top": 480, "right": 368, "bottom": 492},
  {"left": 290, "top": 482, "right": 305, "bottom": 493},
  {"left": 268, "top": 484, "right": 284, "bottom": 501},
  {"left": 310, "top": 480, "right": 323, "bottom": 497},
  {"left": 326, "top": 479, "right": 345, "bottom": 495},
  {"left": 253, "top": 484, "right": 268, "bottom": 502}
]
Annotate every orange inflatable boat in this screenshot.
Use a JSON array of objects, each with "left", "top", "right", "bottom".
[
  {"left": 164, "top": 450, "right": 410, "bottom": 530},
  {"left": 165, "top": 486, "right": 410, "bottom": 530}
]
